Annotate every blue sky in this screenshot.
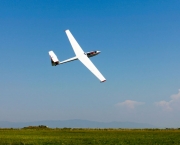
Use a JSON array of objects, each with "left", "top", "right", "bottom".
[{"left": 0, "top": 0, "right": 180, "bottom": 127}]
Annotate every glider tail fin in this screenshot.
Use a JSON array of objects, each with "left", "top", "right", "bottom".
[{"left": 48, "top": 51, "right": 60, "bottom": 66}]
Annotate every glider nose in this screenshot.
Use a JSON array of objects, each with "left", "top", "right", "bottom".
[{"left": 97, "top": 51, "right": 101, "bottom": 54}]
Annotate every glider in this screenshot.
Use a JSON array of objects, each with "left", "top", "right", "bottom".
[{"left": 48, "top": 30, "right": 106, "bottom": 82}]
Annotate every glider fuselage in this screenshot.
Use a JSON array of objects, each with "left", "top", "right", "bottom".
[
  {"left": 86, "top": 51, "right": 100, "bottom": 58},
  {"left": 50, "top": 50, "right": 100, "bottom": 66}
]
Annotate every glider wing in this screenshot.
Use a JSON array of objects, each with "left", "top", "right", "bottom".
[
  {"left": 65, "top": 30, "right": 84, "bottom": 56},
  {"left": 65, "top": 29, "right": 106, "bottom": 82},
  {"left": 78, "top": 54, "right": 106, "bottom": 82}
]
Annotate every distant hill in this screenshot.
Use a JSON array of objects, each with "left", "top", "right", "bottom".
[{"left": 0, "top": 119, "right": 156, "bottom": 128}]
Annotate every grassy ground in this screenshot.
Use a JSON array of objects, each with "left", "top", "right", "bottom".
[{"left": 0, "top": 128, "right": 180, "bottom": 145}]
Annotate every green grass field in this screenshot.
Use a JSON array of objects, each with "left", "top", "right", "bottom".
[{"left": 0, "top": 128, "right": 180, "bottom": 145}]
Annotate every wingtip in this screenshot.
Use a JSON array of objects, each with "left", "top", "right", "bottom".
[
  {"left": 65, "top": 29, "right": 69, "bottom": 32},
  {"left": 101, "top": 80, "right": 106, "bottom": 83}
]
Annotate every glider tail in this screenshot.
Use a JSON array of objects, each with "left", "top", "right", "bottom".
[{"left": 48, "top": 51, "right": 60, "bottom": 66}]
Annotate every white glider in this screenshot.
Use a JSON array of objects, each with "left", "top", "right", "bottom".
[{"left": 49, "top": 30, "right": 106, "bottom": 82}]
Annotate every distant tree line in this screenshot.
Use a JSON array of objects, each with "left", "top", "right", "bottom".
[{"left": 23, "top": 125, "right": 48, "bottom": 129}]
